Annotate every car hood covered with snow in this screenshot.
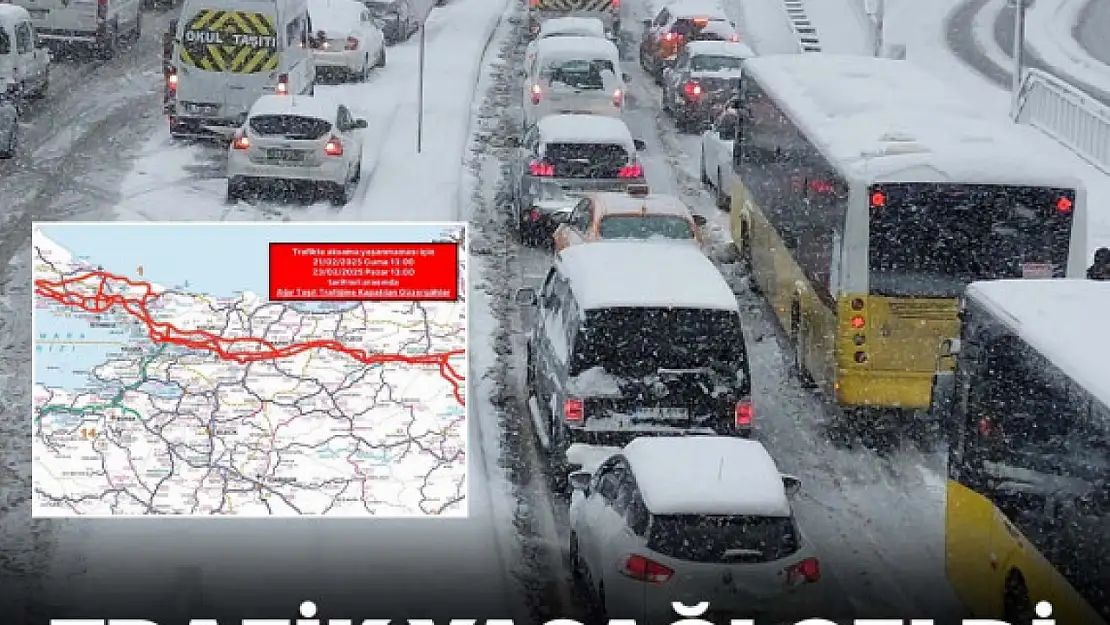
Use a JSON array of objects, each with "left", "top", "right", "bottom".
[{"left": 309, "top": 0, "right": 366, "bottom": 36}]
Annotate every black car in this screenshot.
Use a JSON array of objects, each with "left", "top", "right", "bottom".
[
  {"left": 662, "top": 40, "right": 752, "bottom": 132},
  {"left": 364, "top": 0, "right": 420, "bottom": 44},
  {"left": 515, "top": 240, "right": 754, "bottom": 490}
]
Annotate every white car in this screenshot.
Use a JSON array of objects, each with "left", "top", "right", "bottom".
[
  {"left": 0, "top": 5, "right": 50, "bottom": 101},
  {"left": 227, "top": 95, "right": 367, "bottom": 206},
  {"left": 525, "top": 16, "right": 607, "bottom": 65},
  {"left": 568, "top": 436, "right": 824, "bottom": 623},
  {"left": 700, "top": 103, "right": 739, "bottom": 210},
  {"left": 524, "top": 36, "right": 627, "bottom": 128},
  {"left": 309, "top": 0, "right": 387, "bottom": 82}
]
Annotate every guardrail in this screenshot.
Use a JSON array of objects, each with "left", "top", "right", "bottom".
[{"left": 1013, "top": 66, "right": 1110, "bottom": 175}]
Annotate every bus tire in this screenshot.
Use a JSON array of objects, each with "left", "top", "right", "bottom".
[
  {"left": 792, "top": 303, "right": 816, "bottom": 388},
  {"left": 1003, "top": 571, "right": 1034, "bottom": 623},
  {"left": 739, "top": 224, "right": 758, "bottom": 293}
]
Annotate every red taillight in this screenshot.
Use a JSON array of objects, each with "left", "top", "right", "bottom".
[
  {"left": 1056, "top": 196, "right": 1073, "bottom": 212},
  {"left": 621, "top": 554, "right": 673, "bottom": 584},
  {"left": 232, "top": 133, "right": 250, "bottom": 150},
  {"left": 611, "top": 0, "right": 619, "bottom": 6},
  {"left": 728, "top": 33, "right": 739, "bottom": 42},
  {"left": 529, "top": 160, "right": 554, "bottom": 176},
  {"left": 683, "top": 80, "right": 702, "bottom": 99},
  {"left": 612, "top": 88, "right": 623, "bottom": 107},
  {"left": 563, "top": 398, "right": 584, "bottom": 422},
  {"left": 167, "top": 72, "right": 178, "bottom": 92},
  {"left": 978, "top": 417, "right": 993, "bottom": 436},
  {"left": 870, "top": 191, "right": 885, "bottom": 207},
  {"left": 530, "top": 83, "right": 542, "bottom": 105},
  {"left": 662, "top": 32, "right": 677, "bottom": 42},
  {"left": 345, "top": 36, "right": 359, "bottom": 50},
  {"left": 529, "top": 0, "right": 539, "bottom": 6},
  {"left": 324, "top": 136, "right": 343, "bottom": 156},
  {"left": 734, "top": 400, "right": 753, "bottom": 427},
  {"left": 786, "top": 558, "right": 821, "bottom": 585},
  {"left": 619, "top": 163, "right": 642, "bottom": 178},
  {"left": 809, "top": 179, "right": 834, "bottom": 194},
  {"left": 850, "top": 315, "right": 865, "bottom": 329}
]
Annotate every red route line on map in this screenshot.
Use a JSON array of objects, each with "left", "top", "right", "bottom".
[{"left": 34, "top": 270, "right": 466, "bottom": 407}]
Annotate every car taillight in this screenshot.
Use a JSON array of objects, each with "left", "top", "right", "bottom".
[
  {"left": 662, "top": 32, "right": 677, "bottom": 42},
  {"left": 346, "top": 36, "right": 359, "bottom": 50},
  {"left": 529, "top": 0, "right": 539, "bottom": 6},
  {"left": 530, "top": 84, "right": 542, "bottom": 105},
  {"left": 167, "top": 71, "right": 178, "bottom": 92},
  {"left": 232, "top": 132, "right": 250, "bottom": 150},
  {"left": 563, "top": 398, "right": 584, "bottom": 421},
  {"left": 611, "top": 0, "right": 619, "bottom": 6},
  {"left": 728, "top": 33, "right": 740, "bottom": 42},
  {"left": 277, "top": 74, "right": 289, "bottom": 95},
  {"left": 612, "top": 88, "right": 623, "bottom": 107},
  {"left": 683, "top": 80, "right": 702, "bottom": 99},
  {"left": 529, "top": 160, "right": 554, "bottom": 176},
  {"left": 786, "top": 557, "right": 821, "bottom": 585},
  {"left": 734, "top": 400, "right": 753, "bottom": 428},
  {"left": 618, "top": 163, "right": 642, "bottom": 178},
  {"left": 324, "top": 136, "right": 343, "bottom": 156},
  {"left": 621, "top": 554, "right": 673, "bottom": 584}
]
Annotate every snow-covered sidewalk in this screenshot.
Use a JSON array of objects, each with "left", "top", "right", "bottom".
[{"left": 1026, "top": 0, "right": 1110, "bottom": 96}]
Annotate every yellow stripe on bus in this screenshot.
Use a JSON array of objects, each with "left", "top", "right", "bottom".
[
  {"left": 206, "top": 45, "right": 228, "bottom": 71},
  {"left": 187, "top": 9, "right": 216, "bottom": 30},
  {"left": 241, "top": 48, "right": 270, "bottom": 73}
]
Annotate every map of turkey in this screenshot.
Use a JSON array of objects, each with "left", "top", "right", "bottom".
[{"left": 30, "top": 223, "right": 467, "bottom": 517}]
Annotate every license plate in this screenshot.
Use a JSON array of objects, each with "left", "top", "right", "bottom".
[
  {"left": 185, "top": 103, "right": 217, "bottom": 114},
  {"left": 1021, "top": 262, "right": 1053, "bottom": 278},
  {"left": 28, "top": 9, "right": 48, "bottom": 18},
  {"left": 267, "top": 148, "right": 305, "bottom": 161},
  {"left": 635, "top": 407, "right": 688, "bottom": 420}
]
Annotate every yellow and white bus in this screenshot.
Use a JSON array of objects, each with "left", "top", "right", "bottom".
[
  {"left": 728, "top": 53, "right": 1087, "bottom": 412},
  {"left": 932, "top": 279, "right": 1108, "bottom": 625}
]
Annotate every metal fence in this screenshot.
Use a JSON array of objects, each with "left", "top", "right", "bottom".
[{"left": 1013, "top": 66, "right": 1110, "bottom": 176}]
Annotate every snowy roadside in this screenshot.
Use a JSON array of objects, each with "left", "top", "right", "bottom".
[{"left": 1025, "top": 0, "right": 1110, "bottom": 96}]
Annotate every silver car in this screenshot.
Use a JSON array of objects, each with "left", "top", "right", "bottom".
[
  {"left": 505, "top": 113, "right": 646, "bottom": 245},
  {"left": 0, "top": 96, "right": 17, "bottom": 159}
]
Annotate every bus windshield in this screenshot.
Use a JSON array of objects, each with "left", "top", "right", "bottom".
[{"left": 868, "top": 184, "right": 1075, "bottom": 298}]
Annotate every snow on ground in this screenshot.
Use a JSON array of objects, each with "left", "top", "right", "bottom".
[
  {"left": 36, "top": 0, "right": 534, "bottom": 616},
  {"left": 115, "top": 0, "right": 506, "bottom": 223},
  {"left": 1026, "top": 0, "right": 1110, "bottom": 92},
  {"left": 970, "top": 0, "right": 1015, "bottom": 73},
  {"left": 872, "top": 0, "right": 1110, "bottom": 258},
  {"left": 797, "top": 0, "right": 871, "bottom": 54}
]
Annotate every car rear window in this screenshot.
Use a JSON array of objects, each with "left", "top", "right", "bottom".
[
  {"left": 597, "top": 215, "right": 694, "bottom": 241},
  {"left": 249, "top": 115, "right": 332, "bottom": 140},
  {"left": 692, "top": 54, "right": 743, "bottom": 71},
  {"left": 648, "top": 514, "right": 800, "bottom": 563},
  {"left": 548, "top": 60, "right": 606, "bottom": 89},
  {"left": 543, "top": 142, "right": 629, "bottom": 178}
]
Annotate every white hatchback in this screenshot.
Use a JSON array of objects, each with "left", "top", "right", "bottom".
[
  {"left": 524, "top": 36, "right": 627, "bottom": 128},
  {"left": 568, "top": 436, "right": 825, "bottom": 623},
  {"left": 308, "top": 0, "right": 387, "bottom": 81},
  {"left": 227, "top": 95, "right": 367, "bottom": 206}
]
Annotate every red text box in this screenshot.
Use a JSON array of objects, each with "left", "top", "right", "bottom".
[{"left": 269, "top": 242, "right": 459, "bottom": 302}]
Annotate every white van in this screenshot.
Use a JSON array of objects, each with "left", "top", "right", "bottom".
[
  {"left": 168, "top": 0, "right": 315, "bottom": 140},
  {"left": 0, "top": 5, "right": 50, "bottom": 99},
  {"left": 9, "top": 0, "right": 141, "bottom": 58}
]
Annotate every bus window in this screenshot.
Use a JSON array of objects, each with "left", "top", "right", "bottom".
[{"left": 867, "top": 184, "right": 1075, "bottom": 298}]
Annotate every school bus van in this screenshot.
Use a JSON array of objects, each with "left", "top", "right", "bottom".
[
  {"left": 168, "top": 0, "right": 315, "bottom": 140},
  {"left": 931, "top": 279, "right": 1108, "bottom": 625},
  {"left": 727, "top": 53, "right": 1087, "bottom": 416}
]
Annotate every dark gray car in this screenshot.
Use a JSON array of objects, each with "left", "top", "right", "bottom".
[
  {"left": 505, "top": 114, "right": 646, "bottom": 245},
  {"left": 0, "top": 95, "right": 18, "bottom": 159},
  {"left": 364, "top": 0, "right": 419, "bottom": 44}
]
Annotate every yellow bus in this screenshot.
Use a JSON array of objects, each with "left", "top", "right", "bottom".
[
  {"left": 931, "top": 279, "right": 1108, "bottom": 625},
  {"left": 727, "top": 53, "right": 1088, "bottom": 412}
]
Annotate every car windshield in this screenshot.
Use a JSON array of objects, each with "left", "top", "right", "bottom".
[
  {"left": 597, "top": 215, "right": 694, "bottom": 241},
  {"left": 543, "top": 142, "right": 629, "bottom": 178},
  {"left": 649, "top": 514, "right": 800, "bottom": 563},
  {"left": 573, "top": 307, "right": 745, "bottom": 377},
  {"left": 691, "top": 54, "right": 743, "bottom": 71},
  {"left": 249, "top": 114, "right": 332, "bottom": 140},
  {"left": 868, "top": 183, "right": 1075, "bottom": 297}
]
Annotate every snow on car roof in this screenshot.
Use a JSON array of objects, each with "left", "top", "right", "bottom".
[
  {"left": 249, "top": 95, "right": 337, "bottom": 122},
  {"left": 308, "top": 0, "right": 366, "bottom": 34},
  {"left": 537, "top": 114, "right": 633, "bottom": 145},
  {"left": 0, "top": 4, "right": 31, "bottom": 22},
  {"left": 538, "top": 16, "right": 606, "bottom": 38},
  {"left": 966, "top": 280, "right": 1110, "bottom": 408},
  {"left": 623, "top": 437, "right": 791, "bottom": 517},
  {"left": 686, "top": 40, "right": 754, "bottom": 58},
  {"left": 535, "top": 36, "right": 620, "bottom": 62},
  {"left": 664, "top": 0, "right": 728, "bottom": 19},
  {"left": 742, "top": 54, "right": 1083, "bottom": 188},
  {"left": 592, "top": 191, "right": 693, "bottom": 217},
  {"left": 556, "top": 241, "right": 739, "bottom": 312}
]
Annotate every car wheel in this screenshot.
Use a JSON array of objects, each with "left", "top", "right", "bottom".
[
  {"left": 700, "top": 148, "right": 710, "bottom": 185},
  {"left": 568, "top": 532, "right": 584, "bottom": 579},
  {"left": 716, "top": 171, "right": 729, "bottom": 211},
  {"left": 226, "top": 177, "right": 244, "bottom": 203},
  {"left": 1004, "top": 573, "right": 1035, "bottom": 624},
  {"left": 791, "top": 304, "right": 816, "bottom": 388},
  {"left": 739, "top": 225, "right": 759, "bottom": 293},
  {"left": 376, "top": 46, "right": 386, "bottom": 67}
]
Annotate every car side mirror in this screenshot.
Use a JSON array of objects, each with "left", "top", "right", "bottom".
[
  {"left": 352, "top": 118, "right": 368, "bottom": 129},
  {"left": 781, "top": 474, "right": 802, "bottom": 497},
  {"left": 692, "top": 214, "right": 707, "bottom": 227},
  {"left": 633, "top": 139, "right": 646, "bottom": 151},
  {"left": 515, "top": 287, "right": 538, "bottom": 306},
  {"left": 549, "top": 211, "right": 571, "bottom": 224},
  {"left": 569, "top": 471, "right": 591, "bottom": 493}
]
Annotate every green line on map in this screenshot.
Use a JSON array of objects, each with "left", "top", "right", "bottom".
[{"left": 36, "top": 345, "right": 167, "bottom": 424}]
